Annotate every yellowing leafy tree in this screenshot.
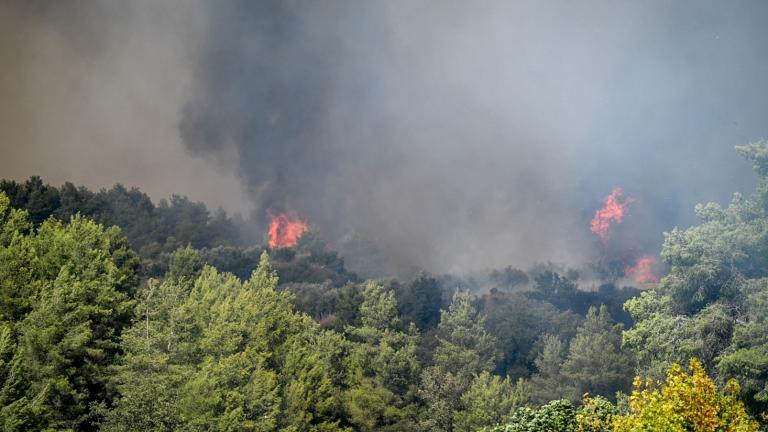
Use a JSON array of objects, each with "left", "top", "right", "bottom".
[
  {"left": 575, "top": 395, "right": 616, "bottom": 432},
  {"left": 613, "top": 358, "right": 759, "bottom": 432}
]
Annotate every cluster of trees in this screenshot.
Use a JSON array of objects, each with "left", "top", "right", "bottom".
[
  {"left": 0, "top": 192, "right": 138, "bottom": 429},
  {"left": 485, "top": 142, "right": 768, "bottom": 429},
  {"left": 0, "top": 178, "right": 359, "bottom": 284},
  {"left": 486, "top": 359, "right": 759, "bottom": 431},
  {"left": 0, "top": 189, "right": 640, "bottom": 431},
  {"left": 1, "top": 142, "right": 767, "bottom": 430},
  {"left": 622, "top": 143, "right": 768, "bottom": 416},
  {"left": 0, "top": 177, "right": 241, "bottom": 253}
]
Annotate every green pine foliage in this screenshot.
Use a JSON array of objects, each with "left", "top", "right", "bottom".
[
  {"left": 103, "top": 252, "right": 347, "bottom": 431},
  {"left": 453, "top": 371, "right": 530, "bottom": 432},
  {"left": 1, "top": 141, "right": 767, "bottom": 431},
  {"left": 624, "top": 141, "right": 768, "bottom": 418},
  {"left": 343, "top": 282, "right": 421, "bottom": 431},
  {"left": 0, "top": 193, "right": 136, "bottom": 431},
  {"left": 419, "top": 291, "right": 498, "bottom": 431},
  {"left": 561, "top": 306, "right": 634, "bottom": 401}
]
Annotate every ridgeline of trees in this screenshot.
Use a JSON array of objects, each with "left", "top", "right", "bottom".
[
  {"left": 0, "top": 177, "right": 241, "bottom": 251},
  {"left": 0, "top": 177, "right": 359, "bottom": 285},
  {"left": 0, "top": 142, "right": 767, "bottom": 430}
]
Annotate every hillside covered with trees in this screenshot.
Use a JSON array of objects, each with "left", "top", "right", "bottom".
[{"left": 0, "top": 143, "right": 766, "bottom": 430}]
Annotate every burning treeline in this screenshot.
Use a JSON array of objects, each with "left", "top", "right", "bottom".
[
  {"left": 2, "top": 0, "right": 764, "bottom": 279},
  {"left": 266, "top": 185, "right": 659, "bottom": 286}
]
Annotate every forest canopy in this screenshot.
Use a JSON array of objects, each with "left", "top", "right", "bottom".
[{"left": 0, "top": 143, "right": 767, "bottom": 430}]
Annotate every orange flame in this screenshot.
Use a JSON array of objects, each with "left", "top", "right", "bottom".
[
  {"left": 624, "top": 255, "right": 658, "bottom": 284},
  {"left": 268, "top": 212, "right": 308, "bottom": 248},
  {"left": 591, "top": 187, "right": 635, "bottom": 242}
]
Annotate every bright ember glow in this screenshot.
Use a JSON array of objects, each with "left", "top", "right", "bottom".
[
  {"left": 268, "top": 212, "right": 308, "bottom": 248},
  {"left": 625, "top": 255, "right": 658, "bottom": 284},
  {"left": 591, "top": 187, "right": 635, "bottom": 242}
]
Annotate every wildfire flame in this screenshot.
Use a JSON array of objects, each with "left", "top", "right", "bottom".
[
  {"left": 624, "top": 255, "right": 658, "bottom": 284},
  {"left": 268, "top": 212, "right": 308, "bottom": 248},
  {"left": 591, "top": 187, "right": 635, "bottom": 242}
]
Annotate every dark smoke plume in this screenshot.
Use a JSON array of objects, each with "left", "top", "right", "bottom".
[
  {"left": 179, "top": 0, "right": 768, "bottom": 275},
  {"left": 3, "top": 1, "right": 768, "bottom": 276}
]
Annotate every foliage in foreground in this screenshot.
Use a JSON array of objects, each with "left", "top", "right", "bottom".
[
  {"left": 3, "top": 143, "right": 768, "bottom": 430},
  {"left": 613, "top": 358, "right": 758, "bottom": 432},
  {"left": 623, "top": 141, "right": 768, "bottom": 417},
  {"left": 486, "top": 358, "right": 760, "bottom": 432},
  {"left": 0, "top": 193, "right": 137, "bottom": 430}
]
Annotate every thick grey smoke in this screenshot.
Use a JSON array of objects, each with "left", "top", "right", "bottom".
[
  {"left": 180, "top": 0, "right": 768, "bottom": 275},
  {"left": 3, "top": 1, "right": 768, "bottom": 276},
  {"left": 0, "top": 0, "right": 251, "bottom": 213}
]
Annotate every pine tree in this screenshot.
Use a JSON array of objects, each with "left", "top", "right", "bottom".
[
  {"left": 419, "top": 291, "right": 497, "bottom": 432},
  {"left": 344, "top": 282, "right": 421, "bottom": 431},
  {"left": 561, "top": 305, "right": 634, "bottom": 401},
  {"left": 530, "top": 334, "right": 570, "bottom": 403},
  {"left": 453, "top": 371, "right": 529, "bottom": 432},
  {"left": 0, "top": 199, "right": 136, "bottom": 431}
]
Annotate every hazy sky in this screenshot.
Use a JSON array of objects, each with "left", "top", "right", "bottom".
[
  {"left": 2, "top": 1, "right": 767, "bottom": 274},
  {"left": 0, "top": 1, "right": 251, "bottom": 213}
]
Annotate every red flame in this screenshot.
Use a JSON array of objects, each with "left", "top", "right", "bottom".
[
  {"left": 624, "top": 255, "right": 658, "bottom": 284},
  {"left": 268, "top": 212, "right": 308, "bottom": 248},
  {"left": 591, "top": 187, "right": 635, "bottom": 242}
]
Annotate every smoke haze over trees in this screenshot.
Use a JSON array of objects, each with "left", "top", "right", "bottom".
[
  {"left": 3, "top": 1, "right": 768, "bottom": 430},
  {"left": 1, "top": 141, "right": 768, "bottom": 429},
  {"left": 3, "top": 1, "right": 768, "bottom": 275}
]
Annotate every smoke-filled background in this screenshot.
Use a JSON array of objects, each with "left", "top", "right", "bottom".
[{"left": 2, "top": 0, "right": 768, "bottom": 276}]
